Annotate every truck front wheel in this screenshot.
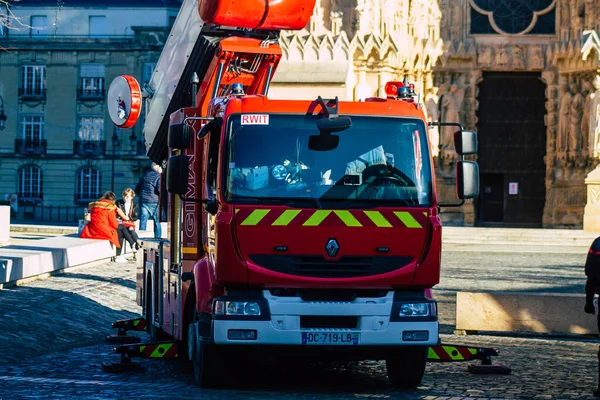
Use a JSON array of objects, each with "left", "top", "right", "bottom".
[
  {"left": 386, "top": 346, "right": 427, "bottom": 388},
  {"left": 191, "top": 311, "right": 221, "bottom": 388}
]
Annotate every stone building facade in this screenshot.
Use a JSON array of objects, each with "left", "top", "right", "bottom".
[
  {"left": 272, "top": 0, "right": 600, "bottom": 228},
  {"left": 0, "top": 1, "right": 179, "bottom": 220},
  {"left": 2, "top": 0, "right": 600, "bottom": 227}
]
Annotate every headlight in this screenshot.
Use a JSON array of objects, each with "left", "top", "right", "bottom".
[
  {"left": 399, "top": 302, "right": 436, "bottom": 317},
  {"left": 214, "top": 301, "right": 261, "bottom": 316}
]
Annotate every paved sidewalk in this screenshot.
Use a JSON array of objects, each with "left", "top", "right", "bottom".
[
  {"left": 1, "top": 252, "right": 600, "bottom": 399},
  {"left": 0, "top": 260, "right": 141, "bottom": 366}
]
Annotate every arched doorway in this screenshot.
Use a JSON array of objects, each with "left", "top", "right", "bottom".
[{"left": 476, "top": 71, "right": 547, "bottom": 227}]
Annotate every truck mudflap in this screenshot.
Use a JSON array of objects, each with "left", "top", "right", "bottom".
[{"left": 428, "top": 344, "right": 511, "bottom": 375}]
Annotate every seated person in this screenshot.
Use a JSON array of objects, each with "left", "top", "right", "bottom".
[
  {"left": 80, "top": 191, "right": 122, "bottom": 250},
  {"left": 345, "top": 145, "right": 387, "bottom": 176},
  {"left": 344, "top": 146, "right": 417, "bottom": 202},
  {"left": 116, "top": 188, "right": 142, "bottom": 256}
]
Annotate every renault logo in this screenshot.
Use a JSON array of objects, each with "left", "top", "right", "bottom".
[{"left": 325, "top": 239, "right": 340, "bottom": 257}]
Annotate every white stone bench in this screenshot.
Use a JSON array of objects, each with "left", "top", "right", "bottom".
[
  {"left": 0, "top": 236, "right": 116, "bottom": 287},
  {"left": 0, "top": 206, "right": 9, "bottom": 246},
  {"left": 456, "top": 292, "right": 598, "bottom": 335}
]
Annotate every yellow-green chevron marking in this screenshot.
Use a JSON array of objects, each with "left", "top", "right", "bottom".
[
  {"left": 303, "top": 210, "right": 332, "bottom": 226},
  {"left": 241, "top": 209, "right": 270, "bottom": 225},
  {"left": 364, "top": 211, "right": 392, "bottom": 227},
  {"left": 334, "top": 210, "right": 362, "bottom": 227},
  {"left": 272, "top": 210, "right": 302, "bottom": 226},
  {"left": 394, "top": 211, "right": 422, "bottom": 228}
]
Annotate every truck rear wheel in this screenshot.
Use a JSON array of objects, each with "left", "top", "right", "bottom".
[{"left": 386, "top": 346, "right": 427, "bottom": 388}]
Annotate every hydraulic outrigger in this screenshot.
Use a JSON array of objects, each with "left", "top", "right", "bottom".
[{"left": 102, "top": 317, "right": 511, "bottom": 375}]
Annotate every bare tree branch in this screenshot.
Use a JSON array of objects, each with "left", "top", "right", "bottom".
[{"left": 1, "top": 0, "right": 32, "bottom": 33}]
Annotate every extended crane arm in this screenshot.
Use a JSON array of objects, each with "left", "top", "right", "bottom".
[{"left": 107, "top": 0, "right": 316, "bottom": 164}]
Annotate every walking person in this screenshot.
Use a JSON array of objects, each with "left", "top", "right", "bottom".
[
  {"left": 116, "top": 188, "right": 142, "bottom": 260},
  {"left": 135, "top": 162, "right": 162, "bottom": 239},
  {"left": 584, "top": 236, "right": 600, "bottom": 397}
]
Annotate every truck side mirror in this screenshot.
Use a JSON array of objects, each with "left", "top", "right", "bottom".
[
  {"left": 166, "top": 154, "right": 189, "bottom": 195},
  {"left": 453, "top": 130, "right": 478, "bottom": 155},
  {"left": 204, "top": 199, "right": 218, "bottom": 215},
  {"left": 456, "top": 160, "right": 479, "bottom": 199},
  {"left": 197, "top": 117, "right": 223, "bottom": 140},
  {"left": 168, "top": 123, "right": 193, "bottom": 150}
]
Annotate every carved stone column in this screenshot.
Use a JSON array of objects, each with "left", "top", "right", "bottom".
[{"left": 542, "top": 70, "right": 559, "bottom": 226}]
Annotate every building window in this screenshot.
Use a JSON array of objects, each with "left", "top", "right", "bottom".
[
  {"left": 75, "top": 117, "right": 105, "bottom": 156},
  {"left": 78, "top": 117, "right": 104, "bottom": 141},
  {"left": 470, "top": 0, "right": 556, "bottom": 35},
  {"left": 18, "top": 165, "right": 43, "bottom": 202},
  {"left": 21, "top": 115, "right": 44, "bottom": 142},
  {"left": 76, "top": 167, "right": 102, "bottom": 202},
  {"left": 30, "top": 15, "right": 48, "bottom": 37},
  {"left": 16, "top": 116, "right": 46, "bottom": 155},
  {"left": 20, "top": 65, "right": 46, "bottom": 97},
  {"left": 79, "top": 64, "right": 105, "bottom": 97},
  {"left": 89, "top": 16, "right": 106, "bottom": 37}
]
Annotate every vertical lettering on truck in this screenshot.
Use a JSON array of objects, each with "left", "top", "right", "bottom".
[{"left": 183, "top": 119, "right": 198, "bottom": 255}]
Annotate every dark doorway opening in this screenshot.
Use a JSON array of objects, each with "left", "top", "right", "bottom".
[{"left": 476, "top": 72, "right": 547, "bottom": 227}]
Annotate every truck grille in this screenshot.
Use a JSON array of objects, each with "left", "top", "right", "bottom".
[
  {"left": 269, "top": 289, "right": 389, "bottom": 302},
  {"left": 249, "top": 255, "right": 412, "bottom": 278}
]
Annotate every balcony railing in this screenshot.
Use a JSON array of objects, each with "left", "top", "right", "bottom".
[
  {"left": 77, "top": 87, "right": 105, "bottom": 100},
  {"left": 17, "top": 192, "right": 43, "bottom": 204},
  {"left": 12, "top": 204, "right": 84, "bottom": 223},
  {"left": 75, "top": 194, "right": 102, "bottom": 204},
  {"left": 18, "top": 88, "right": 47, "bottom": 100},
  {"left": 73, "top": 140, "right": 106, "bottom": 157},
  {"left": 15, "top": 139, "right": 47, "bottom": 156}
]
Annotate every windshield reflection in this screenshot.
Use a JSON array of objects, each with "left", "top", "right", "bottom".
[{"left": 224, "top": 114, "right": 433, "bottom": 208}]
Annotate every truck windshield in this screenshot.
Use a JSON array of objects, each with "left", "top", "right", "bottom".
[{"left": 223, "top": 114, "right": 433, "bottom": 207}]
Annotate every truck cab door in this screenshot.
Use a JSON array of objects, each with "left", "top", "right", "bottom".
[{"left": 202, "top": 128, "right": 220, "bottom": 264}]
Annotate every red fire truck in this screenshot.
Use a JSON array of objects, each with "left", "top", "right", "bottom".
[{"left": 104, "top": 0, "right": 489, "bottom": 389}]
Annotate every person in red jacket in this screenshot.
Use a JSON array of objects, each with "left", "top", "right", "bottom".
[{"left": 80, "top": 191, "right": 125, "bottom": 249}]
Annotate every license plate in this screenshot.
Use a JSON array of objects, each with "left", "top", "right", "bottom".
[{"left": 301, "top": 332, "right": 360, "bottom": 345}]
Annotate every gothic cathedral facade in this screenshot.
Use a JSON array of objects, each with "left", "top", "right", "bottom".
[{"left": 270, "top": 0, "right": 600, "bottom": 228}]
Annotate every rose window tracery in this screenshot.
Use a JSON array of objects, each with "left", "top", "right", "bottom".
[{"left": 469, "top": 0, "right": 556, "bottom": 35}]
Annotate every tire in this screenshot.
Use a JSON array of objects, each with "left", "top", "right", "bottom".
[
  {"left": 386, "top": 346, "right": 427, "bottom": 389},
  {"left": 190, "top": 310, "right": 221, "bottom": 388},
  {"left": 181, "top": 286, "right": 196, "bottom": 362}
]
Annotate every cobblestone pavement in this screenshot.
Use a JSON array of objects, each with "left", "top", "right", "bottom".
[{"left": 0, "top": 247, "right": 598, "bottom": 399}]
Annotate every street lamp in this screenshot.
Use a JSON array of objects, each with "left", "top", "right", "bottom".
[
  {"left": 111, "top": 128, "right": 119, "bottom": 192},
  {"left": 0, "top": 95, "right": 7, "bottom": 131}
]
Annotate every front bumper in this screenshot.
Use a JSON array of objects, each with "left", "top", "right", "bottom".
[{"left": 212, "top": 290, "right": 438, "bottom": 346}]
